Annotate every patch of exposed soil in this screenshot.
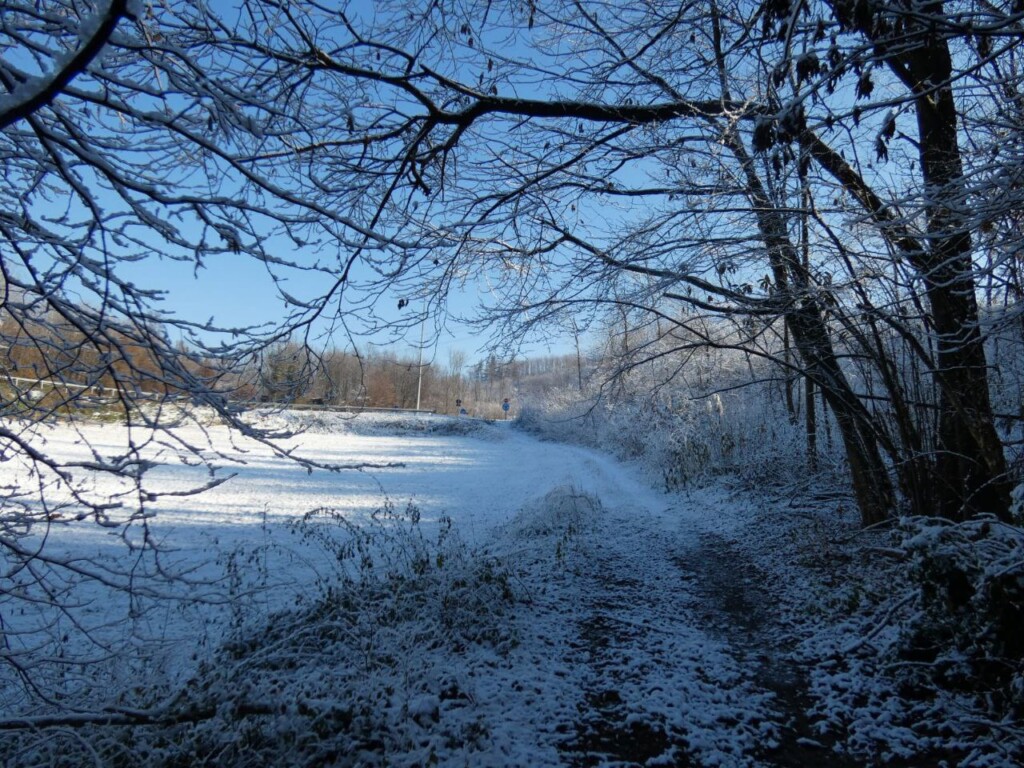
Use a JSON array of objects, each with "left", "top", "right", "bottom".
[
  {"left": 556, "top": 512, "right": 765, "bottom": 767},
  {"left": 675, "top": 532, "right": 862, "bottom": 768},
  {"left": 547, "top": 485, "right": 869, "bottom": 767},
  {"left": 562, "top": 595, "right": 685, "bottom": 767}
]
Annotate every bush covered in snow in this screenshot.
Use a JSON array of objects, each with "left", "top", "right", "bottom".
[
  {"left": 897, "top": 515, "right": 1024, "bottom": 721},
  {"left": 252, "top": 408, "right": 494, "bottom": 438},
  {"left": 776, "top": 512, "right": 1024, "bottom": 766},
  {"left": 518, "top": 379, "right": 842, "bottom": 493}
]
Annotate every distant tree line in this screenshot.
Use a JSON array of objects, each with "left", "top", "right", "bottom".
[
  {"left": 1, "top": 303, "right": 592, "bottom": 420},
  {"left": 0, "top": 294, "right": 214, "bottom": 411},
  {"left": 247, "top": 341, "right": 589, "bottom": 419}
]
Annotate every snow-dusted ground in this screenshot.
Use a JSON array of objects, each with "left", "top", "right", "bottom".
[
  {"left": 3, "top": 412, "right": 1019, "bottom": 765},
  {"left": 1, "top": 413, "right": 782, "bottom": 763}
]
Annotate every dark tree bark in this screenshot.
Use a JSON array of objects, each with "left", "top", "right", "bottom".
[
  {"left": 822, "top": 0, "right": 1011, "bottom": 521},
  {"left": 710, "top": 7, "right": 893, "bottom": 525}
]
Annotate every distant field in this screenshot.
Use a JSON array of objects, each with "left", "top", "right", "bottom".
[{"left": 1, "top": 412, "right": 629, "bottom": 689}]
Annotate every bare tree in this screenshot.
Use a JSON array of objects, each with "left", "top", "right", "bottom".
[
  {"left": 221, "top": 0, "right": 1016, "bottom": 524},
  {"left": 5, "top": 0, "right": 1024, "bottom": 736},
  {"left": 0, "top": 0, "right": 410, "bottom": 720}
]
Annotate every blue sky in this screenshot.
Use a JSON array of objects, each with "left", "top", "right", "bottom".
[
  {"left": 121, "top": 242, "right": 578, "bottom": 366},
  {"left": 5, "top": 0, "right": 593, "bottom": 368}
]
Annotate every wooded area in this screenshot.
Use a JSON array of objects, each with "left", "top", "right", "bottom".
[
  {"left": 4, "top": 0, "right": 1024, "bottom": 524},
  {"left": 4, "top": 0, "right": 1024, "bottom": 761}
]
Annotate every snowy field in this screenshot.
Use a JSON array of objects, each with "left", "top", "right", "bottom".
[
  {"left": 5, "top": 410, "right": 688, "bottom": 614},
  {"left": 2, "top": 412, "right": 783, "bottom": 765},
  {"left": 4, "top": 413, "right": 629, "bottom": 664},
  {"left": 3, "top": 412, "right": 1018, "bottom": 766}
]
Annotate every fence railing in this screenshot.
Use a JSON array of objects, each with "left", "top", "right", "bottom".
[{"left": 247, "top": 402, "right": 437, "bottom": 415}]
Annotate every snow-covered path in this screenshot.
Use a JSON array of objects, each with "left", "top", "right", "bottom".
[
  {"left": 3, "top": 414, "right": 813, "bottom": 766},
  {"left": 482, "top": 447, "right": 782, "bottom": 767}
]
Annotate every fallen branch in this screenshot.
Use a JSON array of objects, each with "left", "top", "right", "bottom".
[
  {"left": 0, "top": 702, "right": 276, "bottom": 731},
  {"left": 841, "top": 592, "right": 916, "bottom": 655}
]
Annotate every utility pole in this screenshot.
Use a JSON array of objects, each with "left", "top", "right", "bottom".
[{"left": 415, "top": 304, "right": 425, "bottom": 412}]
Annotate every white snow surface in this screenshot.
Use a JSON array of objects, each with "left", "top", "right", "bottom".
[{"left": 0, "top": 411, "right": 844, "bottom": 764}]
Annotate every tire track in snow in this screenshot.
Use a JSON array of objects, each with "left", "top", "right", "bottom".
[
  {"left": 533, "top": 450, "right": 778, "bottom": 767},
  {"left": 672, "top": 525, "right": 864, "bottom": 768}
]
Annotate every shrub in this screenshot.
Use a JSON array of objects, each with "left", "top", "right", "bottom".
[
  {"left": 898, "top": 515, "right": 1024, "bottom": 719},
  {"left": 0, "top": 501, "right": 521, "bottom": 767}
]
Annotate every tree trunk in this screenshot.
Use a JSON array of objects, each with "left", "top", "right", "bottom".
[
  {"left": 823, "top": 0, "right": 1011, "bottom": 521},
  {"left": 712, "top": 4, "right": 895, "bottom": 527},
  {"left": 806, "top": 375, "right": 817, "bottom": 472},
  {"left": 801, "top": 178, "right": 817, "bottom": 472},
  {"left": 783, "top": 322, "right": 798, "bottom": 425},
  {"left": 787, "top": 309, "right": 894, "bottom": 526},
  {"left": 724, "top": 130, "right": 895, "bottom": 526},
  {"left": 907, "top": 17, "right": 1009, "bottom": 520}
]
